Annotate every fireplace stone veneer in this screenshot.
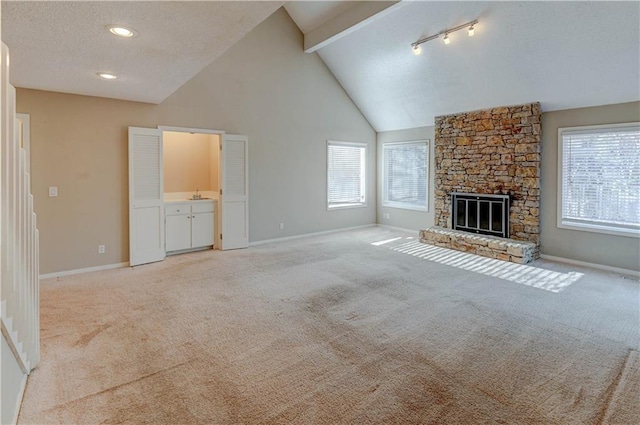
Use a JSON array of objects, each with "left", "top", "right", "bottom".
[{"left": 422, "top": 102, "right": 541, "bottom": 264}]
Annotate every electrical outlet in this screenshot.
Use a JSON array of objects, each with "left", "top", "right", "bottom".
[
  {"left": 98, "top": 245, "right": 105, "bottom": 254},
  {"left": 280, "top": 223, "right": 285, "bottom": 230},
  {"left": 49, "top": 186, "right": 58, "bottom": 197}
]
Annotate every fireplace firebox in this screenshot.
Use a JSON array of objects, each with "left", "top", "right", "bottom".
[{"left": 452, "top": 192, "right": 509, "bottom": 238}]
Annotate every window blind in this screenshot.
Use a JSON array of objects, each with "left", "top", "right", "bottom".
[
  {"left": 383, "top": 141, "right": 428, "bottom": 210},
  {"left": 327, "top": 142, "right": 366, "bottom": 208},
  {"left": 561, "top": 124, "right": 640, "bottom": 233}
]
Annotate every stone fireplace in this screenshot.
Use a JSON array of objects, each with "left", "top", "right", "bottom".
[{"left": 420, "top": 102, "right": 541, "bottom": 264}]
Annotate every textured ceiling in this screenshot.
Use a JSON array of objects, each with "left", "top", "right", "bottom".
[
  {"left": 315, "top": 1, "right": 640, "bottom": 131},
  {"left": 1, "top": 1, "right": 283, "bottom": 104}
]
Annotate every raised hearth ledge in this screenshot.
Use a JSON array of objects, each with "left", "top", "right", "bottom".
[{"left": 420, "top": 226, "right": 539, "bottom": 264}]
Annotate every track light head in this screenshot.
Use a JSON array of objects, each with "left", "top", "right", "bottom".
[{"left": 411, "top": 19, "right": 478, "bottom": 54}]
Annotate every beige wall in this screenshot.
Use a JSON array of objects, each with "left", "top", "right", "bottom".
[
  {"left": 540, "top": 102, "right": 640, "bottom": 271},
  {"left": 163, "top": 131, "right": 215, "bottom": 193},
  {"left": 377, "top": 126, "right": 435, "bottom": 232},
  {"left": 17, "top": 8, "right": 375, "bottom": 274},
  {"left": 210, "top": 134, "right": 220, "bottom": 192}
]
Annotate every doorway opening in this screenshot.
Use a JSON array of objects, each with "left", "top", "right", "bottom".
[
  {"left": 161, "top": 129, "right": 222, "bottom": 250},
  {"left": 128, "top": 125, "right": 248, "bottom": 266}
]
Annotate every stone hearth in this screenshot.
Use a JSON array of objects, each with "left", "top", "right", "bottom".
[
  {"left": 422, "top": 102, "right": 541, "bottom": 264},
  {"left": 420, "top": 227, "right": 538, "bottom": 264}
]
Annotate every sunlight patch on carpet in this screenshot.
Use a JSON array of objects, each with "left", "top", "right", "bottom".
[
  {"left": 387, "top": 240, "right": 583, "bottom": 293},
  {"left": 370, "top": 237, "right": 403, "bottom": 246}
]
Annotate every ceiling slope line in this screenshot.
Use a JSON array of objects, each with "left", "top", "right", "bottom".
[{"left": 304, "top": 1, "right": 404, "bottom": 53}]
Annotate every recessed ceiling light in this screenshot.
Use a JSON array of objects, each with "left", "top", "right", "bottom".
[
  {"left": 97, "top": 72, "right": 118, "bottom": 80},
  {"left": 107, "top": 25, "right": 136, "bottom": 38}
]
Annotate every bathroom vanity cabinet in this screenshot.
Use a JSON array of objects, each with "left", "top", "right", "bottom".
[{"left": 165, "top": 200, "right": 215, "bottom": 252}]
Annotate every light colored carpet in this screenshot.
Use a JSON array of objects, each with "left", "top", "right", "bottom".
[
  {"left": 601, "top": 350, "right": 640, "bottom": 424},
  {"left": 18, "top": 227, "right": 640, "bottom": 424}
]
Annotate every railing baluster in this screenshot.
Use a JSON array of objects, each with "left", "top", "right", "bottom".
[{"left": 0, "top": 42, "right": 40, "bottom": 373}]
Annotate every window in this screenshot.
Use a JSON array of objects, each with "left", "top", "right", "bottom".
[
  {"left": 327, "top": 141, "right": 366, "bottom": 209},
  {"left": 558, "top": 123, "right": 640, "bottom": 237},
  {"left": 383, "top": 141, "right": 429, "bottom": 211}
]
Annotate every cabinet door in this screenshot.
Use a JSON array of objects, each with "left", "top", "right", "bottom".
[
  {"left": 191, "top": 212, "right": 214, "bottom": 248},
  {"left": 165, "top": 215, "right": 191, "bottom": 251}
]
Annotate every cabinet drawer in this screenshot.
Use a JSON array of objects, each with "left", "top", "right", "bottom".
[
  {"left": 192, "top": 201, "right": 214, "bottom": 213},
  {"left": 165, "top": 205, "right": 190, "bottom": 215}
]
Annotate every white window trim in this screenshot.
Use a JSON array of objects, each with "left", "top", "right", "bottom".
[
  {"left": 157, "top": 125, "right": 225, "bottom": 135},
  {"left": 327, "top": 140, "right": 367, "bottom": 210},
  {"left": 557, "top": 122, "right": 640, "bottom": 238},
  {"left": 382, "top": 140, "right": 429, "bottom": 212},
  {"left": 327, "top": 203, "right": 368, "bottom": 210}
]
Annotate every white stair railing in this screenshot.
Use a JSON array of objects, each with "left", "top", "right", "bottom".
[{"left": 0, "top": 41, "right": 40, "bottom": 373}]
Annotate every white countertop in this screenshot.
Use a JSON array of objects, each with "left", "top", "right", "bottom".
[{"left": 164, "top": 191, "right": 219, "bottom": 203}]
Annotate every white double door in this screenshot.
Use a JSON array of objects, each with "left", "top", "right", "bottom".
[{"left": 128, "top": 127, "right": 248, "bottom": 267}]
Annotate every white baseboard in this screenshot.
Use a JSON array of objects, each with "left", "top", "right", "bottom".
[
  {"left": 12, "top": 372, "right": 28, "bottom": 425},
  {"left": 539, "top": 254, "right": 640, "bottom": 278},
  {"left": 40, "top": 262, "right": 129, "bottom": 280},
  {"left": 249, "top": 224, "right": 376, "bottom": 246},
  {"left": 376, "top": 224, "right": 421, "bottom": 234}
]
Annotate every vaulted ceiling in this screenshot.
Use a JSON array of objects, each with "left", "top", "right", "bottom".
[
  {"left": 308, "top": 1, "right": 640, "bottom": 131},
  {"left": 2, "top": 1, "right": 639, "bottom": 132}
]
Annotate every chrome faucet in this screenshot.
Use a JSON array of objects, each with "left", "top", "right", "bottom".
[{"left": 193, "top": 189, "right": 201, "bottom": 200}]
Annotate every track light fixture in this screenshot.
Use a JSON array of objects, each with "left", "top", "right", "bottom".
[{"left": 411, "top": 19, "right": 478, "bottom": 53}]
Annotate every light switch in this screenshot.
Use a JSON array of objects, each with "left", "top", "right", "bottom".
[{"left": 49, "top": 186, "right": 58, "bottom": 197}]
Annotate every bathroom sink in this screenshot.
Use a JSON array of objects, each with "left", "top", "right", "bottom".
[{"left": 187, "top": 197, "right": 211, "bottom": 200}]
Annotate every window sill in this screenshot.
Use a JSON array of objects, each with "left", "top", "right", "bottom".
[
  {"left": 382, "top": 202, "right": 428, "bottom": 212},
  {"left": 328, "top": 203, "right": 367, "bottom": 210},
  {"left": 558, "top": 220, "right": 640, "bottom": 239}
]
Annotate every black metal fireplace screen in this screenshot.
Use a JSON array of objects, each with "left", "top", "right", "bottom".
[{"left": 452, "top": 192, "right": 509, "bottom": 238}]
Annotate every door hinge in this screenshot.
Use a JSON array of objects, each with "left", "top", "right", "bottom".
[
  {"left": 220, "top": 189, "right": 222, "bottom": 195},
  {"left": 219, "top": 143, "right": 222, "bottom": 151},
  {"left": 220, "top": 234, "right": 222, "bottom": 240}
]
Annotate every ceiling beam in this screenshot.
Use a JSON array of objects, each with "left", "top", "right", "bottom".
[{"left": 304, "top": 1, "right": 403, "bottom": 53}]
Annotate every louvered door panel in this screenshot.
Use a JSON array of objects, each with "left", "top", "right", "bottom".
[
  {"left": 224, "top": 140, "right": 246, "bottom": 196},
  {"left": 133, "top": 136, "right": 161, "bottom": 200},
  {"left": 128, "top": 127, "right": 165, "bottom": 266}
]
